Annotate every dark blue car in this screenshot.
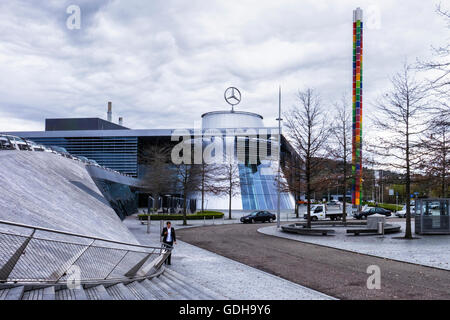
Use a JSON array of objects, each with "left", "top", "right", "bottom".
[{"left": 240, "top": 211, "right": 276, "bottom": 223}]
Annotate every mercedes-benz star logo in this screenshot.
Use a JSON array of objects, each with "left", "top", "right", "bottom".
[{"left": 224, "top": 87, "right": 242, "bottom": 109}]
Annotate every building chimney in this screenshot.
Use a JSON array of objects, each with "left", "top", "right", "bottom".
[
  {"left": 119, "top": 117, "right": 123, "bottom": 126},
  {"left": 107, "top": 102, "right": 112, "bottom": 122}
]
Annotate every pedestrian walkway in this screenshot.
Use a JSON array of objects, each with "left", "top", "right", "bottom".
[
  {"left": 124, "top": 215, "right": 335, "bottom": 300},
  {"left": 258, "top": 222, "right": 450, "bottom": 271}
]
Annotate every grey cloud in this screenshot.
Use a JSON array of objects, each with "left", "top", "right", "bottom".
[{"left": 0, "top": 0, "right": 447, "bottom": 133}]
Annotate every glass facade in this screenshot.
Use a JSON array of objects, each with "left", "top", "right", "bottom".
[
  {"left": 91, "top": 178, "right": 138, "bottom": 220},
  {"left": 238, "top": 163, "right": 293, "bottom": 211},
  {"left": 16, "top": 125, "right": 296, "bottom": 211},
  {"left": 30, "top": 137, "right": 138, "bottom": 177}
]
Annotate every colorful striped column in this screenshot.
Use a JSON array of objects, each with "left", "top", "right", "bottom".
[{"left": 352, "top": 8, "right": 363, "bottom": 207}]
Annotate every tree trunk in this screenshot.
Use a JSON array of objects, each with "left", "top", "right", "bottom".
[
  {"left": 442, "top": 130, "right": 447, "bottom": 197},
  {"left": 201, "top": 164, "right": 205, "bottom": 212},
  {"left": 405, "top": 107, "right": 412, "bottom": 239},
  {"left": 228, "top": 191, "right": 232, "bottom": 220},
  {"left": 343, "top": 159, "right": 347, "bottom": 223},
  {"left": 183, "top": 190, "right": 188, "bottom": 226},
  {"left": 152, "top": 193, "right": 158, "bottom": 213},
  {"left": 306, "top": 159, "right": 312, "bottom": 229}
]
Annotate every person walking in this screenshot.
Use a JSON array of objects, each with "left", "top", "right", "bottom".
[{"left": 161, "top": 221, "right": 176, "bottom": 265}]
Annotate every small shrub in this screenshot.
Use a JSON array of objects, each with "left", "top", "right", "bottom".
[
  {"left": 138, "top": 211, "right": 224, "bottom": 221},
  {"left": 366, "top": 203, "right": 403, "bottom": 212}
]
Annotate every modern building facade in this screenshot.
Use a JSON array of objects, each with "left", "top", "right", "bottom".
[{"left": 7, "top": 106, "right": 295, "bottom": 211}]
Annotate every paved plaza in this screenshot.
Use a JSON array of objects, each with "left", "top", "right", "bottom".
[
  {"left": 123, "top": 215, "right": 334, "bottom": 300},
  {"left": 177, "top": 223, "right": 450, "bottom": 299},
  {"left": 259, "top": 221, "right": 450, "bottom": 271}
]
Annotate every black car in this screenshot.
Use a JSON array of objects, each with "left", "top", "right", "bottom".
[
  {"left": 354, "top": 207, "right": 392, "bottom": 220},
  {"left": 240, "top": 211, "right": 276, "bottom": 223}
]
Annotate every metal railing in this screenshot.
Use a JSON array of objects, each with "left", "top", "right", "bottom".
[{"left": 0, "top": 219, "right": 171, "bottom": 285}]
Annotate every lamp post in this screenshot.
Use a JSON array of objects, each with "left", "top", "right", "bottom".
[{"left": 276, "top": 87, "right": 283, "bottom": 229}]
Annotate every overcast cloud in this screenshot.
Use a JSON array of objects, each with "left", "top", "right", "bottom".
[{"left": 0, "top": 0, "right": 448, "bottom": 132}]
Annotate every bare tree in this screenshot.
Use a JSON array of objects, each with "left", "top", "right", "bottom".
[
  {"left": 328, "top": 95, "right": 352, "bottom": 223},
  {"left": 139, "top": 145, "right": 174, "bottom": 212},
  {"left": 216, "top": 154, "right": 241, "bottom": 220},
  {"left": 420, "top": 116, "right": 450, "bottom": 197},
  {"left": 285, "top": 89, "right": 331, "bottom": 228},
  {"left": 281, "top": 154, "right": 303, "bottom": 218},
  {"left": 199, "top": 161, "right": 223, "bottom": 212},
  {"left": 172, "top": 164, "right": 202, "bottom": 225},
  {"left": 371, "top": 64, "right": 430, "bottom": 239},
  {"left": 418, "top": 4, "right": 450, "bottom": 99}
]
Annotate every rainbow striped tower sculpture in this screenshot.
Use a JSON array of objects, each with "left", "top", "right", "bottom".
[{"left": 352, "top": 8, "right": 363, "bottom": 208}]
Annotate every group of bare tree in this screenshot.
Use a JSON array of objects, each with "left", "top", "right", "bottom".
[
  {"left": 284, "top": 89, "right": 332, "bottom": 228},
  {"left": 370, "top": 65, "right": 431, "bottom": 239},
  {"left": 284, "top": 5, "right": 448, "bottom": 239},
  {"left": 139, "top": 144, "right": 242, "bottom": 226},
  {"left": 370, "top": 5, "right": 449, "bottom": 239},
  {"left": 328, "top": 96, "right": 353, "bottom": 223},
  {"left": 416, "top": 4, "right": 450, "bottom": 201}
]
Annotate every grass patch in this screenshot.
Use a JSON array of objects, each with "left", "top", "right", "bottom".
[
  {"left": 364, "top": 202, "right": 403, "bottom": 212},
  {"left": 138, "top": 211, "right": 224, "bottom": 221}
]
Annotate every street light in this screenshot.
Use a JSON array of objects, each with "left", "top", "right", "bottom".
[{"left": 277, "top": 86, "right": 282, "bottom": 229}]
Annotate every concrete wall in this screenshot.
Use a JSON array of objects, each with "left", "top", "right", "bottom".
[{"left": 0, "top": 151, "right": 138, "bottom": 244}]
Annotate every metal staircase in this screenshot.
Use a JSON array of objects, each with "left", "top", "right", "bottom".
[
  {"left": 0, "top": 268, "right": 228, "bottom": 300},
  {"left": 0, "top": 219, "right": 227, "bottom": 300}
]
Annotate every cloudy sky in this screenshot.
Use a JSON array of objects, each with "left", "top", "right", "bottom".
[{"left": 0, "top": 0, "right": 448, "bottom": 132}]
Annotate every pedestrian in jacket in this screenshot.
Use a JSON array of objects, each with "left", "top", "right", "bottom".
[{"left": 161, "top": 221, "right": 176, "bottom": 265}]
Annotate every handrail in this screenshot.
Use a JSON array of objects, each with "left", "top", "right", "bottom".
[
  {"left": 0, "top": 219, "right": 160, "bottom": 250},
  {"left": 0, "top": 219, "right": 173, "bottom": 285}
]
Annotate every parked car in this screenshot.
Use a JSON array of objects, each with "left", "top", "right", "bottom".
[
  {"left": 25, "top": 140, "right": 46, "bottom": 152},
  {"left": 0, "top": 135, "right": 15, "bottom": 150},
  {"left": 240, "top": 211, "right": 276, "bottom": 223},
  {"left": 327, "top": 200, "right": 341, "bottom": 206},
  {"left": 354, "top": 207, "right": 392, "bottom": 220},
  {"left": 395, "top": 205, "right": 416, "bottom": 218},
  {"left": 0, "top": 134, "right": 31, "bottom": 151},
  {"left": 49, "top": 146, "right": 72, "bottom": 158},
  {"left": 77, "top": 156, "right": 90, "bottom": 163},
  {"left": 87, "top": 159, "right": 101, "bottom": 167}
]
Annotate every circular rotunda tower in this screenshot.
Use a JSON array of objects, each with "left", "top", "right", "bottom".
[{"left": 201, "top": 110, "right": 264, "bottom": 129}]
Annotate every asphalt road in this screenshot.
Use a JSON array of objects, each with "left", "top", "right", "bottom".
[{"left": 177, "top": 223, "right": 450, "bottom": 300}]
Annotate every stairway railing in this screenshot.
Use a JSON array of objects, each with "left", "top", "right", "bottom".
[{"left": 0, "top": 219, "right": 171, "bottom": 285}]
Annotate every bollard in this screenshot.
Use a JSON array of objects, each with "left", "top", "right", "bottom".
[
  {"left": 146, "top": 214, "right": 151, "bottom": 234},
  {"left": 378, "top": 221, "right": 385, "bottom": 235}
]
